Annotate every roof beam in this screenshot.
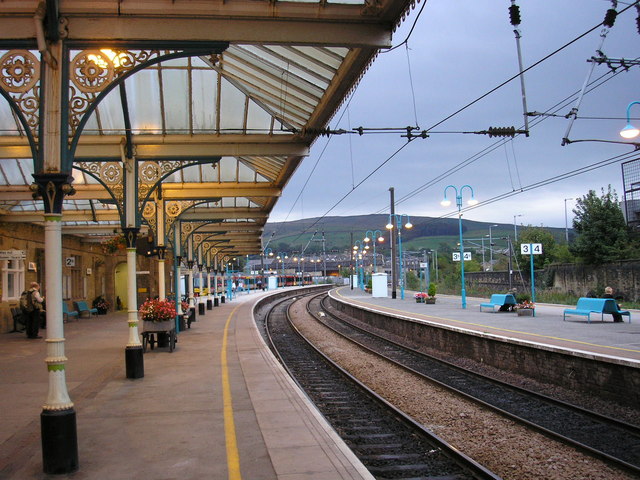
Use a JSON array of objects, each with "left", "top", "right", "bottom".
[
  {"left": 0, "top": 183, "right": 281, "bottom": 200},
  {"left": 0, "top": 207, "right": 268, "bottom": 222},
  {"left": 0, "top": 15, "right": 391, "bottom": 48},
  {"left": 0, "top": 135, "right": 309, "bottom": 159}
]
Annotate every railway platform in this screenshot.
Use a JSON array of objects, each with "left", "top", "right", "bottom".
[
  {"left": 0, "top": 287, "right": 373, "bottom": 480},
  {"left": 331, "top": 286, "right": 640, "bottom": 363}
]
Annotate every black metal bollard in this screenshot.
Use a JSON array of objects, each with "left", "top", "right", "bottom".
[
  {"left": 41, "top": 408, "right": 79, "bottom": 474},
  {"left": 214, "top": 297, "right": 219, "bottom": 307},
  {"left": 188, "top": 307, "right": 196, "bottom": 327},
  {"left": 198, "top": 302, "right": 205, "bottom": 315},
  {"left": 221, "top": 295, "right": 225, "bottom": 303},
  {"left": 207, "top": 299, "right": 213, "bottom": 310}
]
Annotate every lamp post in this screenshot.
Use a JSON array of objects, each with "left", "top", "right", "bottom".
[
  {"left": 489, "top": 224, "right": 498, "bottom": 271},
  {"left": 293, "top": 256, "right": 304, "bottom": 287},
  {"left": 276, "top": 252, "right": 288, "bottom": 288},
  {"left": 386, "top": 214, "right": 413, "bottom": 299},
  {"left": 564, "top": 198, "right": 575, "bottom": 243},
  {"left": 513, "top": 214, "right": 523, "bottom": 241},
  {"left": 263, "top": 248, "right": 273, "bottom": 289},
  {"left": 620, "top": 101, "right": 640, "bottom": 139},
  {"left": 442, "top": 185, "right": 478, "bottom": 309},
  {"left": 353, "top": 240, "right": 364, "bottom": 290},
  {"left": 364, "top": 230, "right": 384, "bottom": 273}
]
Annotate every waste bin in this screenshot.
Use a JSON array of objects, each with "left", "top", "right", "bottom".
[
  {"left": 198, "top": 302, "right": 205, "bottom": 315},
  {"left": 189, "top": 307, "right": 196, "bottom": 325},
  {"left": 214, "top": 297, "right": 219, "bottom": 307},
  {"left": 207, "top": 299, "right": 213, "bottom": 310},
  {"left": 179, "top": 314, "right": 186, "bottom": 331},
  {"left": 221, "top": 296, "right": 225, "bottom": 303}
]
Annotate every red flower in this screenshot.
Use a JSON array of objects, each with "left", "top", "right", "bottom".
[{"left": 139, "top": 298, "right": 177, "bottom": 322}]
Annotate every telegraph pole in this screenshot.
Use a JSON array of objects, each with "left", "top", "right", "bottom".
[{"left": 389, "top": 187, "right": 397, "bottom": 299}]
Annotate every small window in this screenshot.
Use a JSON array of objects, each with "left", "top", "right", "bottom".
[{"left": 2, "top": 258, "right": 25, "bottom": 301}]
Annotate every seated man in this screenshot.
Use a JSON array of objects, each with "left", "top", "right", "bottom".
[{"left": 603, "top": 286, "right": 623, "bottom": 322}]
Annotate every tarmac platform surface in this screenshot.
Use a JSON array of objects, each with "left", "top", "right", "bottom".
[
  {"left": 332, "top": 286, "right": 640, "bottom": 363},
  {"left": 0, "top": 288, "right": 372, "bottom": 480}
]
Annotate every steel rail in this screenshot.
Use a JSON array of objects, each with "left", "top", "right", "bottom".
[
  {"left": 262, "top": 290, "right": 503, "bottom": 480},
  {"left": 310, "top": 292, "right": 640, "bottom": 477}
]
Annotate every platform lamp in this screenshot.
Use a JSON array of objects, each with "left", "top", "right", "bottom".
[
  {"left": 364, "top": 230, "right": 385, "bottom": 273},
  {"left": 441, "top": 185, "right": 478, "bottom": 309},
  {"left": 386, "top": 214, "right": 412, "bottom": 299},
  {"left": 353, "top": 240, "right": 364, "bottom": 290},
  {"left": 276, "top": 252, "right": 288, "bottom": 288},
  {"left": 488, "top": 224, "right": 498, "bottom": 271},
  {"left": 620, "top": 101, "right": 640, "bottom": 139},
  {"left": 263, "top": 248, "right": 273, "bottom": 288}
]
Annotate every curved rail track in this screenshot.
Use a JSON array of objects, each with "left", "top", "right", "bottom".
[
  {"left": 260, "top": 291, "right": 503, "bottom": 480},
  {"left": 308, "top": 292, "right": 640, "bottom": 477}
]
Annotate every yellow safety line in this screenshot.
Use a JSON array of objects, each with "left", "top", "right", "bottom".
[
  {"left": 335, "top": 288, "right": 640, "bottom": 355},
  {"left": 222, "top": 305, "right": 242, "bottom": 480}
]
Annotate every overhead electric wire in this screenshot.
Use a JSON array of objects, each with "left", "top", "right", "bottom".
[
  {"left": 382, "top": 0, "right": 429, "bottom": 54},
  {"left": 382, "top": 59, "right": 634, "bottom": 214},
  {"left": 424, "top": 1, "right": 637, "bottom": 133},
  {"left": 455, "top": 149, "right": 639, "bottom": 217},
  {"left": 272, "top": 2, "right": 638, "bottom": 243},
  {"left": 285, "top": 140, "right": 415, "bottom": 244}
]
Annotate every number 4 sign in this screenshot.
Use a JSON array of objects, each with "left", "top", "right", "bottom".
[{"left": 521, "top": 243, "right": 542, "bottom": 255}]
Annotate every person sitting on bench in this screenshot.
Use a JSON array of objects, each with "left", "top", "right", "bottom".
[{"left": 602, "top": 286, "right": 623, "bottom": 323}]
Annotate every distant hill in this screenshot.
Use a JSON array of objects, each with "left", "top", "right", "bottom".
[{"left": 262, "top": 215, "right": 567, "bottom": 253}]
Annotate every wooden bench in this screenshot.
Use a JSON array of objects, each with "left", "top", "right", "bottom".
[
  {"left": 480, "top": 294, "right": 517, "bottom": 312},
  {"left": 75, "top": 300, "right": 98, "bottom": 318},
  {"left": 563, "top": 297, "right": 631, "bottom": 323},
  {"left": 63, "top": 302, "right": 79, "bottom": 322}
]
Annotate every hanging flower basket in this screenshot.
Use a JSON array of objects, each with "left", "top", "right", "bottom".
[{"left": 101, "top": 235, "right": 127, "bottom": 254}]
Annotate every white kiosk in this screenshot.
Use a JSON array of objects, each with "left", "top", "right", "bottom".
[
  {"left": 371, "top": 273, "right": 388, "bottom": 298},
  {"left": 267, "top": 276, "right": 278, "bottom": 290}
]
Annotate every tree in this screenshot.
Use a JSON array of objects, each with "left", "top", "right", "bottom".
[
  {"left": 570, "top": 186, "right": 631, "bottom": 265},
  {"left": 517, "top": 226, "right": 556, "bottom": 269}
]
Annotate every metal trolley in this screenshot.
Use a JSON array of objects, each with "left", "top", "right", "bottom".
[{"left": 141, "top": 320, "right": 177, "bottom": 353}]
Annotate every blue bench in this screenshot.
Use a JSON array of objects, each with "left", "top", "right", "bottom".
[
  {"left": 563, "top": 297, "right": 631, "bottom": 324},
  {"left": 63, "top": 302, "right": 79, "bottom": 322},
  {"left": 480, "top": 294, "right": 517, "bottom": 312},
  {"left": 75, "top": 300, "right": 98, "bottom": 318}
]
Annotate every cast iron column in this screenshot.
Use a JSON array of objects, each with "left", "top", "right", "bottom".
[{"left": 34, "top": 174, "right": 79, "bottom": 474}]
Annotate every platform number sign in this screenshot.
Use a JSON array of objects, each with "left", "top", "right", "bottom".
[
  {"left": 521, "top": 243, "right": 542, "bottom": 311},
  {"left": 452, "top": 252, "right": 472, "bottom": 261},
  {"left": 520, "top": 243, "right": 542, "bottom": 255},
  {"left": 65, "top": 257, "right": 76, "bottom": 267}
]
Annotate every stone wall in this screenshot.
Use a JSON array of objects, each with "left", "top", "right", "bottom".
[
  {"left": 466, "top": 260, "right": 640, "bottom": 301},
  {"left": 0, "top": 222, "right": 172, "bottom": 334}
]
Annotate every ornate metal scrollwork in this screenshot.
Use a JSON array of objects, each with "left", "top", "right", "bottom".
[
  {"left": 68, "top": 49, "right": 164, "bottom": 136},
  {"left": 0, "top": 50, "right": 40, "bottom": 134}
]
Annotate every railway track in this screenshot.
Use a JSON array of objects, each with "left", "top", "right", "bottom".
[
  {"left": 309, "top": 292, "right": 640, "bottom": 477},
  {"left": 260, "top": 292, "right": 503, "bottom": 480}
]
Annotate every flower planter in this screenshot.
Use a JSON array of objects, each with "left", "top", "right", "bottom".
[
  {"left": 143, "top": 319, "right": 173, "bottom": 332},
  {"left": 517, "top": 308, "right": 534, "bottom": 316},
  {"left": 424, "top": 297, "right": 436, "bottom": 304},
  {"left": 415, "top": 298, "right": 423, "bottom": 303}
]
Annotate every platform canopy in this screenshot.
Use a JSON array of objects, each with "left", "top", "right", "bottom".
[{"left": 0, "top": 0, "right": 413, "bottom": 259}]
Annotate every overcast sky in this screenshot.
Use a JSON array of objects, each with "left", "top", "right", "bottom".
[{"left": 269, "top": 0, "right": 640, "bottom": 232}]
